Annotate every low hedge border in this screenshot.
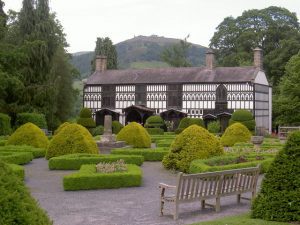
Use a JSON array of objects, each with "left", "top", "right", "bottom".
[
  {"left": 156, "top": 139, "right": 174, "bottom": 147},
  {"left": 7, "top": 163, "right": 25, "bottom": 180},
  {"left": 48, "top": 153, "right": 144, "bottom": 170},
  {"left": 189, "top": 154, "right": 275, "bottom": 174},
  {"left": 150, "top": 135, "right": 176, "bottom": 143},
  {"left": 146, "top": 128, "right": 164, "bottom": 135},
  {"left": 63, "top": 164, "right": 142, "bottom": 190},
  {"left": 0, "top": 140, "right": 6, "bottom": 146},
  {"left": 0, "top": 151, "right": 33, "bottom": 165},
  {"left": 0, "top": 145, "right": 46, "bottom": 158},
  {"left": 111, "top": 148, "right": 169, "bottom": 161}
]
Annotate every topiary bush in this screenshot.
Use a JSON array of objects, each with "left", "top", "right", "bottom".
[
  {"left": 111, "top": 147, "right": 169, "bottom": 161},
  {"left": 146, "top": 128, "right": 164, "bottom": 135},
  {"left": 229, "top": 110, "right": 256, "bottom": 132},
  {"left": 207, "top": 121, "right": 221, "bottom": 134},
  {"left": 46, "top": 123, "right": 98, "bottom": 159},
  {"left": 116, "top": 122, "right": 151, "bottom": 148},
  {"left": 7, "top": 123, "right": 49, "bottom": 149},
  {"left": 175, "top": 117, "right": 205, "bottom": 134},
  {"left": 92, "top": 125, "right": 104, "bottom": 136},
  {"left": 0, "top": 113, "right": 12, "bottom": 135},
  {"left": 77, "top": 108, "right": 96, "bottom": 129},
  {"left": 0, "top": 160, "right": 52, "bottom": 225},
  {"left": 54, "top": 122, "right": 71, "bottom": 135},
  {"left": 144, "top": 116, "right": 165, "bottom": 128},
  {"left": 16, "top": 113, "right": 47, "bottom": 129},
  {"left": 162, "top": 125, "right": 224, "bottom": 172},
  {"left": 112, "top": 121, "right": 123, "bottom": 134},
  {"left": 251, "top": 131, "right": 300, "bottom": 222},
  {"left": 220, "top": 123, "right": 252, "bottom": 147}
]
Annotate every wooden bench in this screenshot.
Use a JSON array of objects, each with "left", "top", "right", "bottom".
[{"left": 159, "top": 166, "right": 260, "bottom": 220}]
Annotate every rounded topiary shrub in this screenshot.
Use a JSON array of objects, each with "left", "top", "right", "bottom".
[
  {"left": 46, "top": 123, "right": 98, "bottom": 159},
  {"left": 251, "top": 131, "right": 300, "bottom": 222},
  {"left": 0, "top": 113, "right": 12, "bottom": 135},
  {"left": 7, "top": 123, "right": 49, "bottom": 149},
  {"left": 229, "top": 110, "right": 255, "bottom": 132},
  {"left": 54, "top": 122, "right": 71, "bottom": 135},
  {"left": 163, "top": 125, "right": 224, "bottom": 172},
  {"left": 207, "top": 121, "right": 220, "bottom": 134},
  {"left": 92, "top": 125, "right": 104, "bottom": 136},
  {"left": 77, "top": 108, "right": 96, "bottom": 129},
  {"left": 220, "top": 123, "right": 251, "bottom": 147},
  {"left": 145, "top": 116, "right": 165, "bottom": 128},
  {"left": 112, "top": 121, "right": 123, "bottom": 134},
  {"left": 0, "top": 160, "right": 52, "bottom": 225},
  {"left": 116, "top": 122, "right": 151, "bottom": 148},
  {"left": 175, "top": 117, "right": 204, "bottom": 134},
  {"left": 16, "top": 113, "right": 47, "bottom": 129}
]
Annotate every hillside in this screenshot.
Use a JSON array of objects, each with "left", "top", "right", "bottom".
[{"left": 71, "top": 35, "right": 208, "bottom": 78}]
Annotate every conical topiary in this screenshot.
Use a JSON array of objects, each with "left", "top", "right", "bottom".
[
  {"left": 116, "top": 122, "right": 151, "bottom": 148},
  {"left": 251, "top": 131, "right": 300, "bottom": 222},
  {"left": 46, "top": 123, "right": 98, "bottom": 159},
  {"left": 77, "top": 108, "right": 96, "bottom": 129},
  {"left": 220, "top": 122, "right": 251, "bottom": 147},
  {"left": 229, "top": 109, "right": 256, "bottom": 132},
  {"left": 163, "top": 125, "right": 224, "bottom": 172},
  {"left": 7, "top": 122, "right": 49, "bottom": 149},
  {"left": 54, "top": 122, "right": 71, "bottom": 135}
]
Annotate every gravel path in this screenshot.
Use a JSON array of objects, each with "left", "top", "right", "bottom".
[{"left": 24, "top": 158, "right": 261, "bottom": 225}]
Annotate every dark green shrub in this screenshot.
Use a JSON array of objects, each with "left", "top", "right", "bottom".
[
  {"left": 0, "top": 145, "right": 46, "bottom": 158},
  {"left": 146, "top": 128, "right": 164, "bottom": 135},
  {"left": 54, "top": 122, "right": 71, "bottom": 135},
  {"left": 0, "top": 160, "right": 52, "bottom": 225},
  {"left": 145, "top": 116, "right": 165, "bottom": 128},
  {"left": 112, "top": 121, "right": 123, "bottom": 134},
  {"left": 0, "top": 113, "right": 12, "bottom": 135},
  {"left": 220, "top": 123, "right": 252, "bottom": 147},
  {"left": 175, "top": 117, "right": 205, "bottom": 134},
  {"left": 0, "top": 151, "right": 33, "bottom": 165},
  {"left": 92, "top": 125, "right": 104, "bottom": 136},
  {"left": 162, "top": 125, "right": 224, "bottom": 172},
  {"left": 229, "top": 110, "right": 256, "bottom": 131},
  {"left": 77, "top": 108, "right": 96, "bottom": 128},
  {"left": 111, "top": 148, "right": 169, "bottom": 161},
  {"left": 48, "top": 153, "right": 144, "bottom": 170},
  {"left": 46, "top": 123, "right": 98, "bottom": 159},
  {"left": 175, "top": 128, "right": 184, "bottom": 134},
  {"left": 63, "top": 164, "right": 142, "bottom": 190},
  {"left": 7, "top": 123, "right": 49, "bottom": 149},
  {"left": 207, "top": 121, "right": 221, "bottom": 134},
  {"left": 116, "top": 122, "right": 151, "bottom": 148},
  {"left": 251, "top": 131, "right": 300, "bottom": 222},
  {"left": 16, "top": 113, "right": 47, "bottom": 129}
]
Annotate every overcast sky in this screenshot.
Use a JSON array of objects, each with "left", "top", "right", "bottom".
[{"left": 4, "top": 0, "right": 300, "bottom": 53}]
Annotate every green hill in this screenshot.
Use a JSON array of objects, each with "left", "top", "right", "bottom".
[{"left": 71, "top": 35, "right": 208, "bottom": 79}]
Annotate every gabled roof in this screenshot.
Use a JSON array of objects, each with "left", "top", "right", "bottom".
[{"left": 86, "top": 66, "right": 261, "bottom": 85}]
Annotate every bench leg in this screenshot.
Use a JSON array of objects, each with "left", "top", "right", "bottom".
[
  {"left": 160, "top": 200, "right": 164, "bottom": 216},
  {"left": 237, "top": 194, "right": 241, "bottom": 203},
  {"left": 215, "top": 197, "right": 221, "bottom": 212},
  {"left": 173, "top": 203, "right": 179, "bottom": 220},
  {"left": 201, "top": 200, "right": 205, "bottom": 209}
]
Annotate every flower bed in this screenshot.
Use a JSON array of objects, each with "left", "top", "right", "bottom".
[
  {"left": 0, "top": 151, "right": 33, "bottom": 165},
  {"left": 189, "top": 154, "right": 275, "bottom": 174},
  {"left": 111, "top": 148, "right": 169, "bottom": 161},
  {"left": 0, "top": 145, "right": 46, "bottom": 158},
  {"left": 48, "top": 153, "right": 144, "bottom": 170},
  {"left": 63, "top": 164, "right": 142, "bottom": 190}
]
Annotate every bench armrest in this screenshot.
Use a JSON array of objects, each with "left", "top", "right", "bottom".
[{"left": 159, "top": 183, "right": 176, "bottom": 189}]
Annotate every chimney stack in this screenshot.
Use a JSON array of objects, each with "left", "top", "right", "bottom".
[
  {"left": 95, "top": 55, "right": 107, "bottom": 72},
  {"left": 253, "top": 47, "right": 263, "bottom": 70},
  {"left": 206, "top": 49, "right": 215, "bottom": 70}
]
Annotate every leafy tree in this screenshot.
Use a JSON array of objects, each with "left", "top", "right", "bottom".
[
  {"left": 0, "top": 0, "right": 6, "bottom": 40},
  {"left": 273, "top": 52, "right": 300, "bottom": 125},
  {"left": 19, "top": 0, "right": 36, "bottom": 39},
  {"left": 93, "top": 37, "right": 118, "bottom": 70},
  {"left": 210, "top": 6, "right": 300, "bottom": 86},
  {"left": 161, "top": 35, "right": 192, "bottom": 67}
]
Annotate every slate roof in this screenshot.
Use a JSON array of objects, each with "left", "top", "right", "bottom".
[{"left": 86, "top": 66, "right": 260, "bottom": 85}]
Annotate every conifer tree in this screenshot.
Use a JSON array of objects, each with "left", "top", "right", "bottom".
[{"left": 93, "top": 37, "right": 118, "bottom": 70}]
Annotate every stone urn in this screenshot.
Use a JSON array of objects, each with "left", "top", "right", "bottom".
[{"left": 251, "top": 136, "right": 264, "bottom": 145}]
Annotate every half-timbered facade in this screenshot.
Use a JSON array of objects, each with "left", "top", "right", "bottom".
[{"left": 83, "top": 48, "right": 272, "bottom": 133}]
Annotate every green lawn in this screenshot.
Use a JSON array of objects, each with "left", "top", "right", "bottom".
[{"left": 191, "top": 213, "right": 291, "bottom": 225}]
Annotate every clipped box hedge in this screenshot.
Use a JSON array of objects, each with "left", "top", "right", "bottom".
[
  {"left": 111, "top": 148, "right": 169, "bottom": 161},
  {"left": 150, "top": 135, "right": 176, "bottom": 143},
  {"left": 7, "top": 163, "right": 25, "bottom": 180},
  {"left": 49, "top": 153, "right": 144, "bottom": 170},
  {"left": 189, "top": 154, "right": 275, "bottom": 174},
  {"left": 0, "top": 151, "right": 33, "bottom": 165},
  {"left": 156, "top": 139, "right": 174, "bottom": 147},
  {"left": 0, "top": 145, "right": 46, "bottom": 158},
  {"left": 63, "top": 164, "right": 142, "bottom": 190},
  {"left": 146, "top": 128, "right": 164, "bottom": 135}
]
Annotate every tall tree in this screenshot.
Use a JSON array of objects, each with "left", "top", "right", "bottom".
[
  {"left": 210, "top": 6, "right": 300, "bottom": 86},
  {"left": 161, "top": 36, "right": 192, "bottom": 67},
  {"left": 93, "top": 37, "right": 117, "bottom": 70},
  {"left": 19, "top": 0, "right": 36, "bottom": 39},
  {"left": 0, "top": 0, "right": 6, "bottom": 40}
]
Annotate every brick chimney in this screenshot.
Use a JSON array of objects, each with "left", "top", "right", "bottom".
[
  {"left": 253, "top": 47, "right": 263, "bottom": 70},
  {"left": 95, "top": 55, "right": 107, "bottom": 72},
  {"left": 206, "top": 49, "right": 215, "bottom": 70}
]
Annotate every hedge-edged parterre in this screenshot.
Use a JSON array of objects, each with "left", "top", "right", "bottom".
[
  {"left": 49, "top": 153, "right": 144, "bottom": 170},
  {"left": 0, "top": 151, "right": 33, "bottom": 165},
  {"left": 63, "top": 164, "right": 142, "bottom": 190},
  {"left": 189, "top": 153, "right": 275, "bottom": 174},
  {"left": 0, "top": 145, "right": 46, "bottom": 158},
  {"left": 7, "top": 122, "right": 49, "bottom": 149},
  {"left": 46, "top": 123, "right": 98, "bottom": 159},
  {"left": 111, "top": 148, "right": 169, "bottom": 161}
]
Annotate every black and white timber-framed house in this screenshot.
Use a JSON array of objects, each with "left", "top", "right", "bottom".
[{"left": 83, "top": 48, "right": 272, "bottom": 133}]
